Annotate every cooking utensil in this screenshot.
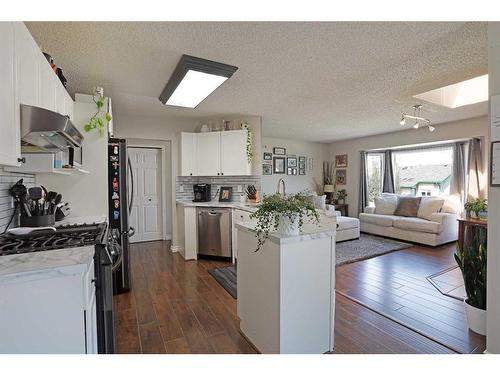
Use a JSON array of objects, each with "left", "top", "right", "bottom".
[{"left": 28, "top": 187, "right": 43, "bottom": 216}]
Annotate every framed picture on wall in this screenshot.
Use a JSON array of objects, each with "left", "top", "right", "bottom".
[
  {"left": 336, "top": 169, "right": 347, "bottom": 185},
  {"left": 273, "top": 147, "right": 286, "bottom": 155},
  {"left": 263, "top": 152, "right": 273, "bottom": 161},
  {"left": 273, "top": 157, "right": 286, "bottom": 174},
  {"left": 335, "top": 154, "right": 348, "bottom": 168},
  {"left": 287, "top": 167, "right": 297, "bottom": 175},
  {"left": 299, "top": 167, "right": 306, "bottom": 175},
  {"left": 287, "top": 157, "right": 297, "bottom": 167},
  {"left": 263, "top": 164, "right": 272, "bottom": 175}
]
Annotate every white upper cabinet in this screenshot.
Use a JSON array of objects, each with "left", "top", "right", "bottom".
[
  {"left": 180, "top": 132, "right": 197, "bottom": 176},
  {"left": 220, "top": 130, "right": 250, "bottom": 176},
  {"left": 0, "top": 23, "right": 21, "bottom": 167},
  {"left": 0, "top": 22, "right": 75, "bottom": 167},
  {"left": 179, "top": 130, "right": 251, "bottom": 177},
  {"left": 196, "top": 132, "right": 221, "bottom": 176}
]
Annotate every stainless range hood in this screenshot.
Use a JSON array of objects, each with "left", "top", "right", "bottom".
[{"left": 20, "top": 104, "right": 84, "bottom": 151}]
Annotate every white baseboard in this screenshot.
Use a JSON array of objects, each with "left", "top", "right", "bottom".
[
  {"left": 170, "top": 245, "right": 182, "bottom": 253},
  {"left": 164, "top": 234, "right": 172, "bottom": 240}
]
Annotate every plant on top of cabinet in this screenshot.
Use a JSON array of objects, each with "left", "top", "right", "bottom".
[
  {"left": 240, "top": 121, "right": 253, "bottom": 163},
  {"left": 250, "top": 192, "right": 319, "bottom": 252},
  {"left": 84, "top": 87, "right": 112, "bottom": 137}
]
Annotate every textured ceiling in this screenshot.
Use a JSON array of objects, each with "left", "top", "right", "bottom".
[{"left": 26, "top": 22, "right": 488, "bottom": 143}]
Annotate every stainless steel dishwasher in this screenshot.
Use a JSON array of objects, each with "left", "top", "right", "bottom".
[{"left": 197, "top": 207, "right": 232, "bottom": 258}]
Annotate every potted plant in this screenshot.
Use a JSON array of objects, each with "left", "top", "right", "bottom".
[
  {"left": 336, "top": 189, "right": 347, "bottom": 204},
  {"left": 464, "top": 198, "right": 487, "bottom": 219},
  {"left": 454, "top": 226, "right": 487, "bottom": 335},
  {"left": 250, "top": 193, "right": 320, "bottom": 252}
]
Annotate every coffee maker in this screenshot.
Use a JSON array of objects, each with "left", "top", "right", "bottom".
[{"left": 193, "top": 184, "right": 211, "bottom": 202}]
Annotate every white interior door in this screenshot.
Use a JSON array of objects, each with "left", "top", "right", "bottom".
[{"left": 128, "top": 147, "right": 163, "bottom": 243}]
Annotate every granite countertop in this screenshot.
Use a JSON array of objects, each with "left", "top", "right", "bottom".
[
  {"left": 55, "top": 215, "right": 108, "bottom": 227},
  {"left": 235, "top": 215, "right": 337, "bottom": 245},
  {"left": 0, "top": 246, "right": 94, "bottom": 282},
  {"left": 176, "top": 200, "right": 259, "bottom": 213}
]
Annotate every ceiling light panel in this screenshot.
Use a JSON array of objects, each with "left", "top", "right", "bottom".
[{"left": 159, "top": 55, "right": 238, "bottom": 109}]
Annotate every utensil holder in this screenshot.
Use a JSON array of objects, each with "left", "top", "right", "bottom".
[{"left": 20, "top": 214, "right": 55, "bottom": 227}]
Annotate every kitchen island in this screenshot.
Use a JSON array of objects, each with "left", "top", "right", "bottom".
[{"left": 235, "top": 216, "right": 336, "bottom": 354}]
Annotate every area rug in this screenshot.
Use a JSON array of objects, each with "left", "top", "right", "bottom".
[
  {"left": 427, "top": 265, "right": 466, "bottom": 301},
  {"left": 336, "top": 234, "right": 412, "bottom": 266},
  {"left": 208, "top": 265, "right": 237, "bottom": 299}
]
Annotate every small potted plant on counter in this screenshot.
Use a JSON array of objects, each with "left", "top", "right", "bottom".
[
  {"left": 464, "top": 198, "right": 487, "bottom": 220},
  {"left": 250, "top": 192, "right": 319, "bottom": 252},
  {"left": 454, "top": 226, "right": 487, "bottom": 335}
]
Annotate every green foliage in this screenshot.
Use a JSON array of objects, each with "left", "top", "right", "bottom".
[
  {"left": 464, "top": 198, "right": 487, "bottom": 216},
  {"left": 240, "top": 122, "right": 253, "bottom": 163},
  {"left": 250, "top": 193, "right": 320, "bottom": 252},
  {"left": 83, "top": 92, "right": 112, "bottom": 137},
  {"left": 454, "top": 227, "right": 487, "bottom": 310},
  {"left": 336, "top": 189, "right": 347, "bottom": 201},
  {"left": 368, "top": 164, "right": 381, "bottom": 203}
]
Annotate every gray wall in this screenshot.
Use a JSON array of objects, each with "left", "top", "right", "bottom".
[{"left": 0, "top": 169, "right": 36, "bottom": 233}]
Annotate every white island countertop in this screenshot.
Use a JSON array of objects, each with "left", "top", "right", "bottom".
[
  {"left": 235, "top": 215, "right": 337, "bottom": 245},
  {"left": 176, "top": 200, "right": 259, "bottom": 213}
]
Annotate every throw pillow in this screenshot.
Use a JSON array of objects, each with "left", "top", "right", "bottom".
[
  {"left": 312, "top": 195, "right": 326, "bottom": 210},
  {"left": 441, "top": 195, "right": 461, "bottom": 214},
  {"left": 394, "top": 197, "right": 422, "bottom": 217},
  {"left": 374, "top": 195, "right": 399, "bottom": 215},
  {"left": 417, "top": 197, "right": 445, "bottom": 221}
]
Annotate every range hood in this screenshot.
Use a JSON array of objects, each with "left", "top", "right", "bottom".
[{"left": 20, "top": 104, "right": 84, "bottom": 151}]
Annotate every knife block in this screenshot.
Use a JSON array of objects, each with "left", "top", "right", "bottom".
[{"left": 20, "top": 214, "right": 56, "bottom": 227}]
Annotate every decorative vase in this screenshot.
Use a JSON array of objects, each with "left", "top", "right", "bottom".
[
  {"left": 478, "top": 210, "right": 488, "bottom": 220},
  {"left": 464, "top": 300, "right": 487, "bottom": 336},
  {"left": 276, "top": 214, "right": 300, "bottom": 236}
]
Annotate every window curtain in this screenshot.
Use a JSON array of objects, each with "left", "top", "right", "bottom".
[
  {"left": 358, "top": 151, "right": 369, "bottom": 215},
  {"left": 467, "top": 138, "right": 484, "bottom": 200},
  {"left": 382, "top": 150, "right": 395, "bottom": 193},
  {"left": 451, "top": 142, "right": 467, "bottom": 205}
]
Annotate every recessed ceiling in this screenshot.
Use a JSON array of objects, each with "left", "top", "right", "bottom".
[{"left": 26, "top": 22, "right": 488, "bottom": 143}]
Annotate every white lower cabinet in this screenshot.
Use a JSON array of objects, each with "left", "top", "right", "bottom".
[{"left": 0, "top": 249, "right": 97, "bottom": 354}]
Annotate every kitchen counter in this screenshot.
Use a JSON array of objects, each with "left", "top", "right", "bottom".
[
  {"left": 176, "top": 199, "right": 259, "bottom": 213},
  {"left": 55, "top": 215, "right": 108, "bottom": 227},
  {"left": 0, "top": 246, "right": 94, "bottom": 281}
]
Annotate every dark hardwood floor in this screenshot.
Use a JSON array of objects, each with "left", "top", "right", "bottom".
[
  {"left": 114, "top": 240, "right": 468, "bottom": 354},
  {"left": 336, "top": 242, "right": 486, "bottom": 354}
]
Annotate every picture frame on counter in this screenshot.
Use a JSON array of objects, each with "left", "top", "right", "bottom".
[
  {"left": 263, "top": 164, "right": 272, "bottom": 175},
  {"left": 263, "top": 152, "right": 273, "bottom": 161},
  {"left": 219, "top": 186, "right": 233, "bottom": 202},
  {"left": 273, "top": 147, "right": 286, "bottom": 155},
  {"left": 273, "top": 157, "right": 286, "bottom": 174}
]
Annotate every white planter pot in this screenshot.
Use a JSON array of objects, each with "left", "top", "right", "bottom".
[
  {"left": 464, "top": 301, "right": 487, "bottom": 336},
  {"left": 276, "top": 214, "right": 300, "bottom": 236}
]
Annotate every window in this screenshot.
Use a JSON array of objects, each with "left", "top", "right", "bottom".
[
  {"left": 366, "top": 153, "right": 383, "bottom": 205},
  {"left": 392, "top": 146, "right": 453, "bottom": 197}
]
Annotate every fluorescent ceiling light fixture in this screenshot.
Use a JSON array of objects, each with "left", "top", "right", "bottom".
[
  {"left": 159, "top": 55, "right": 238, "bottom": 109},
  {"left": 413, "top": 74, "right": 488, "bottom": 108}
]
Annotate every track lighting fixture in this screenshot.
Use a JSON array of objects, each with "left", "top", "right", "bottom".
[{"left": 399, "top": 105, "right": 433, "bottom": 132}]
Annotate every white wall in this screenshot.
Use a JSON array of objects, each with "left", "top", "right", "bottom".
[
  {"left": 327, "top": 116, "right": 489, "bottom": 216},
  {"left": 261, "top": 137, "right": 329, "bottom": 195},
  {"left": 487, "top": 22, "right": 500, "bottom": 354}
]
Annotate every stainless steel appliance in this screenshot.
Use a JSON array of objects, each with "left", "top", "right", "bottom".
[
  {"left": 108, "top": 138, "right": 135, "bottom": 295},
  {"left": 0, "top": 222, "right": 117, "bottom": 354},
  {"left": 193, "top": 183, "right": 211, "bottom": 202},
  {"left": 197, "top": 207, "right": 232, "bottom": 258},
  {"left": 20, "top": 104, "right": 84, "bottom": 150}
]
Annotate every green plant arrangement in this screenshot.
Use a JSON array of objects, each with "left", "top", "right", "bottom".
[
  {"left": 240, "top": 121, "right": 253, "bottom": 163},
  {"left": 454, "top": 227, "right": 487, "bottom": 310},
  {"left": 249, "top": 192, "right": 320, "bottom": 252},
  {"left": 464, "top": 198, "right": 487, "bottom": 219},
  {"left": 336, "top": 189, "right": 347, "bottom": 202},
  {"left": 84, "top": 89, "right": 112, "bottom": 137}
]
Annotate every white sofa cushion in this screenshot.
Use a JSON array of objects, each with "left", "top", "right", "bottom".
[
  {"left": 337, "top": 216, "right": 360, "bottom": 230},
  {"left": 441, "top": 195, "right": 461, "bottom": 214},
  {"left": 393, "top": 217, "right": 441, "bottom": 234},
  {"left": 417, "top": 197, "right": 444, "bottom": 221},
  {"left": 359, "top": 213, "right": 398, "bottom": 227},
  {"left": 374, "top": 195, "right": 399, "bottom": 215}
]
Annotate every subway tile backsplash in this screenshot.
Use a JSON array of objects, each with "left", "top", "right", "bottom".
[
  {"left": 0, "top": 169, "right": 36, "bottom": 233},
  {"left": 176, "top": 175, "right": 262, "bottom": 201}
]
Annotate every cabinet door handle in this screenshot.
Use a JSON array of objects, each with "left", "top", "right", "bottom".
[{"left": 17, "top": 157, "right": 26, "bottom": 164}]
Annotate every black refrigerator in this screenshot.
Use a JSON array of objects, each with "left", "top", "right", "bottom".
[{"left": 108, "top": 138, "right": 135, "bottom": 294}]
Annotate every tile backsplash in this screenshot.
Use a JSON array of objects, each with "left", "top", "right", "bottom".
[
  {"left": 176, "top": 175, "right": 261, "bottom": 201},
  {"left": 0, "top": 169, "right": 36, "bottom": 233}
]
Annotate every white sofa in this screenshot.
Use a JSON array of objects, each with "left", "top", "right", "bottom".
[{"left": 359, "top": 195, "right": 459, "bottom": 247}]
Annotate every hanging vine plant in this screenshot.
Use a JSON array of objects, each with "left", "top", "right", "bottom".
[
  {"left": 240, "top": 121, "right": 253, "bottom": 163},
  {"left": 84, "top": 88, "right": 112, "bottom": 137}
]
